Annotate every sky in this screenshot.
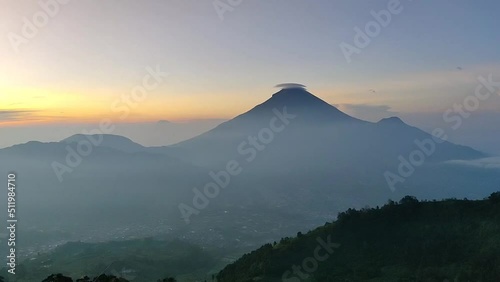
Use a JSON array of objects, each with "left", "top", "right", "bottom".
[{"left": 1, "top": 0, "right": 500, "bottom": 152}]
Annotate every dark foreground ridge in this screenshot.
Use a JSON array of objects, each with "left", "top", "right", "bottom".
[{"left": 217, "top": 193, "right": 500, "bottom": 282}]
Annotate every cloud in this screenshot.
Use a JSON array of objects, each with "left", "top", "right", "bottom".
[
  {"left": 0, "top": 110, "right": 70, "bottom": 124},
  {"left": 334, "top": 104, "right": 398, "bottom": 122},
  {"left": 446, "top": 157, "right": 500, "bottom": 169},
  {"left": 157, "top": 120, "right": 171, "bottom": 125},
  {"left": 0, "top": 110, "right": 39, "bottom": 122},
  {"left": 275, "top": 83, "right": 306, "bottom": 89}
]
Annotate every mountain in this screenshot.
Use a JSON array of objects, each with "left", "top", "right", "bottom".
[
  {"left": 163, "top": 87, "right": 365, "bottom": 165},
  {"left": 2, "top": 238, "right": 218, "bottom": 282},
  {"left": 0, "top": 86, "right": 497, "bottom": 255},
  {"left": 166, "top": 87, "right": 485, "bottom": 167},
  {"left": 62, "top": 134, "right": 147, "bottom": 153},
  {"left": 217, "top": 194, "right": 500, "bottom": 282},
  {"left": 0, "top": 137, "right": 204, "bottom": 244},
  {"left": 163, "top": 87, "right": 494, "bottom": 224}
]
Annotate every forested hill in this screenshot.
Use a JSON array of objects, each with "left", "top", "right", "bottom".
[{"left": 217, "top": 193, "right": 500, "bottom": 282}]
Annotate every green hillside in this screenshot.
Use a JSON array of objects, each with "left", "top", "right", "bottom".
[
  {"left": 217, "top": 193, "right": 500, "bottom": 282},
  {"left": 1, "top": 238, "right": 219, "bottom": 282}
]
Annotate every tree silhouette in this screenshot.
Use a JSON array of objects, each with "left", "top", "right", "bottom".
[
  {"left": 217, "top": 195, "right": 500, "bottom": 281},
  {"left": 157, "top": 278, "right": 176, "bottom": 282},
  {"left": 93, "top": 274, "right": 129, "bottom": 282},
  {"left": 42, "top": 274, "right": 73, "bottom": 282}
]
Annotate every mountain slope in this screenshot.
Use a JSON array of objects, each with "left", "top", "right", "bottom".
[
  {"left": 163, "top": 87, "right": 367, "bottom": 165},
  {"left": 217, "top": 194, "right": 500, "bottom": 282},
  {"left": 1, "top": 238, "right": 219, "bottom": 282},
  {"left": 161, "top": 87, "right": 493, "bottom": 223},
  {"left": 0, "top": 138, "right": 204, "bottom": 242},
  {"left": 62, "top": 134, "right": 147, "bottom": 153},
  {"left": 166, "top": 87, "right": 485, "bottom": 167},
  {"left": 0, "top": 87, "right": 496, "bottom": 255}
]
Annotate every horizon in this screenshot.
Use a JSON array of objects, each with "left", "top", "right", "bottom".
[
  {"left": 1, "top": 88, "right": 406, "bottom": 147},
  {"left": 2, "top": 1, "right": 500, "bottom": 154},
  {"left": 2, "top": 85, "right": 500, "bottom": 155},
  {"left": 2, "top": 1, "right": 500, "bottom": 281}
]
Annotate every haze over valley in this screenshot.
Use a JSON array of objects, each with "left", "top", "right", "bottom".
[{"left": 1, "top": 1, "right": 500, "bottom": 281}]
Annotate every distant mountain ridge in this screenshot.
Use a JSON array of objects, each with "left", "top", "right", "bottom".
[
  {"left": 62, "top": 134, "right": 147, "bottom": 153},
  {"left": 0, "top": 86, "right": 497, "bottom": 252},
  {"left": 167, "top": 87, "right": 484, "bottom": 164},
  {"left": 154, "top": 87, "right": 496, "bottom": 227}
]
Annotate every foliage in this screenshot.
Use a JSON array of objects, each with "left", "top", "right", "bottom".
[
  {"left": 39, "top": 274, "right": 177, "bottom": 282},
  {"left": 5, "top": 239, "right": 215, "bottom": 282},
  {"left": 217, "top": 193, "right": 500, "bottom": 282}
]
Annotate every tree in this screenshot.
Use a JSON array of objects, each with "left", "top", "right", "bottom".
[
  {"left": 93, "top": 274, "right": 129, "bottom": 282},
  {"left": 42, "top": 274, "right": 73, "bottom": 282},
  {"left": 488, "top": 192, "right": 500, "bottom": 203},
  {"left": 399, "top": 195, "right": 419, "bottom": 205},
  {"left": 158, "top": 278, "right": 176, "bottom": 282}
]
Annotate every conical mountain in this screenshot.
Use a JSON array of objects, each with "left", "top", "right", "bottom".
[
  {"left": 162, "top": 86, "right": 495, "bottom": 219},
  {"left": 230, "top": 86, "right": 361, "bottom": 124},
  {"left": 167, "top": 87, "right": 483, "bottom": 167}
]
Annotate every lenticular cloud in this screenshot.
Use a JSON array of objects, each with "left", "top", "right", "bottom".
[{"left": 275, "top": 83, "right": 306, "bottom": 90}]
